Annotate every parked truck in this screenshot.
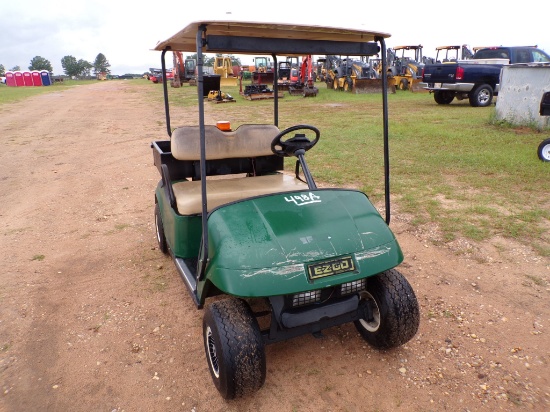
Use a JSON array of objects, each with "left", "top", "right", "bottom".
[{"left": 421, "top": 46, "right": 550, "bottom": 107}]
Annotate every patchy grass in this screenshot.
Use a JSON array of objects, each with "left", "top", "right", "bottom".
[
  {"left": 4, "top": 82, "right": 549, "bottom": 258},
  {"left": 187, "top": 86, "right": 549, "bottom": 257},
  {"left": 0, "top": 80, "right": 95, "bottom": 105},
  {"left": 524, "top": 274, "right": 546, "bottom": 287}
]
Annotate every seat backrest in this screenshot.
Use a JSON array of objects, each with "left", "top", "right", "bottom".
[{"left": 171, "top": 124, "right": 280, "bottom": 160}]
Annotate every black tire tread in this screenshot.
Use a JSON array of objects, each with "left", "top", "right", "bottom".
[
  {"left": 537, "top": 138, "right": 550, "bottom": 162},
  {"left": 469, "top": 84, "right": 493, "bottom": 107},
  {"left": 355, "top": 269, "right": 420, "bottom": 349},
  {"left": 204, "top": 298, "right": 266, "bottom": 399},
  {"left": 434, "top": 90, "right": 454, "bottom": 105}
]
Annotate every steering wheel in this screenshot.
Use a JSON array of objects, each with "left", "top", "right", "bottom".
[{"left": 271, "top": 125, "right": 320, "bottom": 157}]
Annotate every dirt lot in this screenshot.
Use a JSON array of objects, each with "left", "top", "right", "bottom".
[{"left": 0, "top": 81, "right": 549, "bottom": 412}]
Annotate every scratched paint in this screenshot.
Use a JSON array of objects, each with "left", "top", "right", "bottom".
[
  {"left": 241, "top": 264, "right": 304, "bottom": 279},
  {"left": 355, "top": 246, "right": 391, "bottom": 261}
]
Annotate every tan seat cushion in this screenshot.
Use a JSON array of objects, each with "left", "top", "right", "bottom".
[
  {"left": 171, "top": 124, "right": 280, "bottom": 160},
  {"left": 172, "top": 174, "right": 308, "bottom": 214}
]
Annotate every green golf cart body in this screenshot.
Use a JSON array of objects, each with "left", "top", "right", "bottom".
[{"left": 152, "top": 20, "right": 420, "bottom": 399}]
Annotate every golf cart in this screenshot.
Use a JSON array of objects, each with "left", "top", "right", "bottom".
[{"left": 152, "top": 21, "right": 420, "bottom": 399}]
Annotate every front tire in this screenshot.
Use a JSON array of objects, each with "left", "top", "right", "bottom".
[
  {"left": 399, "top": 78, "right": 409, "bottom": 91},
  {"left": 354, "top": 269, "right": 420, "bottom": 349},
  {"left": 469, "top": 84, "right": 493, "bottom": 107},
  {"left": 203, "top": 298, "right": 266, "bottom": 400},
  {"left": 538, "top": 138, "right": 550, "bottom": 162}
]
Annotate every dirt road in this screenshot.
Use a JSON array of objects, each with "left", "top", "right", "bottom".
[{"left": 0, "top": 81, "right": 548, "bottom": 412}]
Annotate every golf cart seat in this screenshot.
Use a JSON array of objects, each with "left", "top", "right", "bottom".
[{"left": 170, "top": 124, "right": 308, "bottom": 214}]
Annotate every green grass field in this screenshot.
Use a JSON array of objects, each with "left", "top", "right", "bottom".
[
  {"left": 3, "top": 79, "right": 549, "bottom": 258},
  {"left": 0, "top": 79, "right": 96, "bottom": 104}
]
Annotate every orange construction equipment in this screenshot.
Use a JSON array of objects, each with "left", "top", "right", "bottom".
[
  {"left": 288, "top": 55, "right": 318, "bottom": 97},
  {"left": 171, "top": 52, "right": 196, "bottom": 87}
]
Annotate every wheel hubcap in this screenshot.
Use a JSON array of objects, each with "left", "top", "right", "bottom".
[
  {"left": 541, "top": 142, "right": 550, "bottom": 161},
  {"left": 359, "top": 291, "right": 381, "bottom": 332},
  {"left": 206, "top": 326, "right": 220, "bottom": 378},
  {"left": 479, "top": 90, "right": 490, "bottom": 104}
]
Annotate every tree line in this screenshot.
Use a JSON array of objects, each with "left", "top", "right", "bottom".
[
  {"left": 0, "top": 53, "right": 111, "bottom": 78},
  {"left": 1, "top": 53, "right": 245, "bottom": 79}
]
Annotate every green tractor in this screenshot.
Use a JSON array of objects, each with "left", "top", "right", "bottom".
[{"left": 152, "top": 20, "right": 420, "bottom": 399}]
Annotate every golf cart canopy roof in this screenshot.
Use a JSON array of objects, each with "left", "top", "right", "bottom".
[{"left": 153, "top": 20, "right": 390, "bottom": 56}]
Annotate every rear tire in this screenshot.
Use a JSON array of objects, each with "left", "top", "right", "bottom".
[
  {"left": 203, "top": 298, "right": 266, "bottom": 400},
  {"left": 469, "top": 84, "right": 493, "bottom": 107},
  {"left": 538, "top": 138, "right": 550, "bottom": 162},
  {"left": 399, "top": 78, "right": 409, "bottom": 91},
  {"left": 434, "top": 90, "right": 455, "bottom": 104},
  {"left": 354, "top": 269, "right": 420, "bottom": 349},
  {"left": 154, "top": 202, "right": 168, "bottom": 254}
]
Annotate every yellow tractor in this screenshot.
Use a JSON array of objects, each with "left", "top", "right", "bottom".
[
  {"left": 434, "top": 45, "right": 474, "bottom": 62},
  {"left": 387, "top": 45, "right": 427, "bottom": 92},
  {"left": 324, "top": 56, "right": 389, "bottom": 94},
  {"left": 213, "top": 56, "right": 237, "bottom": 87}
]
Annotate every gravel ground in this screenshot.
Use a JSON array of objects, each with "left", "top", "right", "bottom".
[{"left": 0, "top": 81, "right": 548, "bottom": 412}]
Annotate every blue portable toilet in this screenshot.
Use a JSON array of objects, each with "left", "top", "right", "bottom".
[{"left": 40, "top": 71, "right": 52, "bottom": 86}]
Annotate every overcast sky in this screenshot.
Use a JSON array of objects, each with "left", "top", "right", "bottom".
[{"left": 1, "top": 1, "right": 548, "bottom": 75}]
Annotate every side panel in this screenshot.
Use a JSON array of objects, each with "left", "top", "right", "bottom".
[
  {"left": 423, "top": 63, "right": 502, "bottom": 86},
  {"left": 155, "top": 182, "right": 202, "bottom": 259},
  {"left": 422, "top": 63, "right": 458, "bottom": 84}
]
